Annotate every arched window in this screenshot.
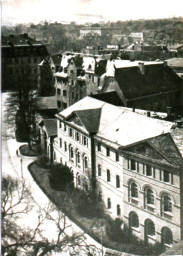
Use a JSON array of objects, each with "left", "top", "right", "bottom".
[
  {"left": 129, "top": 212, "right": 139, "bottom": 228},
  {"left": 69, "top": 145, "right": 74, "bottom": 159},
  {"left": 76, "top": 150, "right": 80, "bottom": 165},
  {"left": 145, "top": 188, "right": 154, "bottom": 206},
  {"left": 98, "top": 164, "right": 101, "bottom": 176},
  {"left": 116, "top": 175, "right": 120, "bottom": 188},
  {"left": 161, "top": 227, "right": 173, "bottom": 246},
  {"left": 77, "top": 175, "right": 81, "bottom": 186},
  {"left": 107, "top": 198, "right": 111, "bottom": 209},
  {"left": 107, "top": 169, "right": 111, "bottom": 182},
  {"left": 162, "top": 194, "right": 172, "bottom": 214},
  {"left": 83, "top": 155, "right": 88, "bottom": 169},
  {"left": 131, "top": 182, "right": 138, "bottom": 198},
  {"left": 145, "top": 219, "right": 155, "bottom": 237},
  {"left": 117, "top": 204, "right": 121, "bottom": 216}
]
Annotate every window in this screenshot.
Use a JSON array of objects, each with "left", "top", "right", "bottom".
[
  {"left": 98, "top": 164, "right": 101, "bottom": 176},
  {"left": 116, "top": 175, "right": 120, "bottom": 188},
  {"left": 59, "top": 121, "right": 62, "bottom": 128},
  {"left": 145, "top": 220, "right": 155, "bottom": 237},
  {"left": 131, "top": 159, "right": 136, "bottom": 170},
  {"left": 76, "top": 151, "right": 80, "bottom": 165},
  {"left": 164, "top": 170, "right": 170, "bottom": 183},
  {"left": 69, "top": 145, "right": 74, "bottom": 159},
  {"left": 70, "top": 70, "right": 74, "bottom": 73},
  {"left": 83, "top": 136, "right": 87, "bottom": 146},
  {"left": 146, "top": 165, "right": 152, "bottom": 176},
  {"left": 97, "top": 142, "right": 101, "bottom": 152},
  {"left": 76, "top": 132, "right": 80, "bottom": 142},
  {"left": 130, "top": 182, "right": 138, "bottom": 199},
  {"left": 69, "top": 128, "right": 73, "bottom": 137},
  {"left": 64, "top": 124, "right": 67, "bottom": 132},
  {"left": 161, "top": 227, "right": 173, "bottom": 246},
  {"left": 107, "top": 169, "right": 111, "bottom": 182},
  {"left": 57, "top": 100, "right": 61, "bottom": 108},
  {"left": 83, "top": 155, "right": 88, "bottom": 169},
  {"left": 129, "top": 212, "right": 139, "bottom": 228},
  {"left": 59, "top": 138, "right": 62, "bottom": 148},
  {"left": 77, "top": 175, "right": 81, "bottom": 186},
  {"left": 145, "top": 188, "right": 154, "bottom": 206},
  {"left": 106, "top": 147, "right": 110, "bottom": 157},
  {"left": 64, "top": 142, "right": 67, "bottom": 152},
  {"left": 162, "top": 194, "right": 172, "bottom": 213},
  {"left": 71, "top": 80, "right": 74, "bottom": 86},
  {"left": 63, "top": 90, "right": 67, "bottom": 96},
  {"left": 57, "top": 88, "right": 61, "bottom": 95},
  {"left": 63, "top": 103, "right": 67, "bottom": 109},
  {"left": 116, "top": 152, "right": 119, "bottom": 162},
  {"left": 117, "top": 205, "right": 121, "bottom": 216},
  {"left": 107, "top": 198, "right": 111, "bottom": 209}
]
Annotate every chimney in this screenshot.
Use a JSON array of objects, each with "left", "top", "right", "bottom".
[{"left": 138, "top": 62, "right": 145, "bottom": 75}]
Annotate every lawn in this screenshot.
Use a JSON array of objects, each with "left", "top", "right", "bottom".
[{"left": 28, "top": 161, "right": 165, "bottom": 256}]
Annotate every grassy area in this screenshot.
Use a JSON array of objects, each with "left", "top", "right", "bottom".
[
  {"left": 19, "top": 144, "right": 41, "bottom": 157},
  {"left": 28, "top": 161, "right": 165, "bottom": 256}
]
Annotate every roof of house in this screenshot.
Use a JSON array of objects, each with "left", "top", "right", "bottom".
[
  {"left": 167, "top": 57, "right": 183, "bottom": 68},
  {"left": 33, "top": 96, "right": 57, "bottom": 110},
  {"left": 91, "top": 91, "right": 124, "bottom": 107},
  {"left": 40, "top": 119, "right": 57, "bottom": 137},
  {"left": 58, "top": 96, "right": 180, "bottom": 151}
]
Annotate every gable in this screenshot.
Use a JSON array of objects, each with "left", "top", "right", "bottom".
[
  {"left": 67, "top": 113, "right": 84, "bottom": 128},
  {"left": 122, "top": 141, "right": 172, "bottom": 166}
]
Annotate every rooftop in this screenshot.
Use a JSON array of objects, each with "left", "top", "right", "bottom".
[{"left": 166, "top": 57, "right": 183, "bottom": 67}]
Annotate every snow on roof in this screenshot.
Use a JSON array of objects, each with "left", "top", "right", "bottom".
[
  {"left": 61, "top": 55, "right": 72, "bottom": 68},
  {"left": 82, "top": 57, "right": 95, "bottom": 73},
  {"left": 58, "top": 96, "right": 175, "bottom": 148},
  {"left": 54, "top": 72, "right": 68, "bottom": 78}
]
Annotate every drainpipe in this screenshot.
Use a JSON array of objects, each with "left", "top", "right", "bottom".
[{"left": 90, "top": 134, "right": 96, "bottom": 193}]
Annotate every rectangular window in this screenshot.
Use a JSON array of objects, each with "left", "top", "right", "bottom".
[
  {"left": 57, "top": 88, "right": 61, "bottom": 95},
  {"left": 106, "top": 147, "right": 110, "bottom": 157},
  {"left": 153, "top": 168, "right": 156, "bottom": 178},
  {"left": 171, "top": 173, "right": 173, "bottom": 185},
  {"left": 63, "top": 90, "right": 67, "bottom": 97},
  {"left": 63, "top": 103, "right": 67, "bottom": 109},
  {"left": 59, "top": 138, "right": 62, "bottom": 148},
  {"left": 76, "top": 132, "right": 80, "bottom": 142},
  {"left": 98, "top": 142, "right": 101, "bottom": 152},
  {"left": 146, "top": 165, "right": 152, "bottom": 176},
  {"left": 83, "top": 136, "right": 87, "bottom": 146},
  {"left": 160, "top": 169, "right": 162, "bottom": 181},
  {"left": 64, "top": 124, "right": 67, "bottom": 132},
  {"left": 131, "top": 159, "right": 136, "bottom": 170},
  {"left": 69, "top": 128, "right": 73, "bottom": 137},
  {"left": 164, "top": 170, "right": 170, "bottom": 183},
  {"left": 57, "top": 100, "right": 61, "bottom": 108},
  {"left": 116, "top": 152, "right": 119, "bottom": 162},
  {"left": 59, "top": 121, "right": 62, "bottom": 128},
  {"left": 71, "top": 80, "right": 74, "bottom": 86}
]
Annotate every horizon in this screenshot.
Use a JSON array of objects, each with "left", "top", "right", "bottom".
[{"left": 2, "top": 0, "right": 183, "bottom": 26}]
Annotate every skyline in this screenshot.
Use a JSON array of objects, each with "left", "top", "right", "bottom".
[{"left": 2, "top": 0, "right": 183, "bottom": 25}]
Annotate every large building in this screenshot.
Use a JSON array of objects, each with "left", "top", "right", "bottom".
[
  {"left": 2, "top": 33, "right": 49, "bottom": 91},
  {"left": 99, "top": 59, "right": 183, "bottom": 114},
  {"left": 53, "top": 96, "right": 183, "bottom": 248}
]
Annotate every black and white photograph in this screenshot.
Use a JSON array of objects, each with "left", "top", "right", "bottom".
[{"left": 1, "top": 0, "right": 183, "bottom": 255}]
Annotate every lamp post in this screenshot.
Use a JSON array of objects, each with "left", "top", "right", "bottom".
[{"left": 20, "top": 158, "right": 23, "bottom": 179}]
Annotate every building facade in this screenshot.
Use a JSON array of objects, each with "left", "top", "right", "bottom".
[
  {"left": 2, "top": 33, "right": 49, "bottom": 91},
  {"left": 53, "top": 96, "right": 183, "bottom": 248}
]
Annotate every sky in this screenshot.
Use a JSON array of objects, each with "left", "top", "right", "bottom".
[{"left": 1, "top": 0, "right": 183, "bottom": 25}]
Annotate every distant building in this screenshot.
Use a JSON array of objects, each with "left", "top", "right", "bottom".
[
  {"left": 129, "top": 32, "right": 144, "bottom": 43},
  {"left": 2, "top": 33, "right": 49, "bottom": 91},
  {"left": 80, "top": 26, "right": 121, "bottom": 39},
  {"left": 99, "top": 59, "right": 182, "bottom": 114},
  {"left": 53, "top": 96, "right": 183, "bottom": 247}
]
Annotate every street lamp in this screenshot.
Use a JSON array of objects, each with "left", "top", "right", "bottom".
[{"left": 20, "top": 158, "right": 23, "bottom": 179}]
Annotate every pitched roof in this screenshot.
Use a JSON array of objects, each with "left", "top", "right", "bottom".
[
  {"left": 40, "top": 119, "right": 57, "bottom": 137},
  {"left": 74, "top": 108, "right": 101, "bottom": 133},
  {"left": 58, "top": 97, "right": 176, "bottom": 148},
  {"left": 91, "top": 91, "right": 124, "bottom": 107},
  {"left": 167, "top": 57, "right": 183, "bottom": 67}
]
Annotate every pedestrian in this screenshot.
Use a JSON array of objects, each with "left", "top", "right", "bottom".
[{"left": 16, "top": 149, "right": 19, "bottom": 157}]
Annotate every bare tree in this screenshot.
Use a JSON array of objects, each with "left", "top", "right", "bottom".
[{"left": 1, "top": 176, "right": 101, "bottom": 256}]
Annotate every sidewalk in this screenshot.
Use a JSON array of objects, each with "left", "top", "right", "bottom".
[{"left": 6, "top": 139, "right": 106, "bottom": 256}]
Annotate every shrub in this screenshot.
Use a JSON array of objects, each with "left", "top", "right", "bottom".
[
  {"left": 49, "top": 163, "right": 74, "bottom": 191},
  {"left": 37, "top": 154, "right": 50, "bottom": 168}
]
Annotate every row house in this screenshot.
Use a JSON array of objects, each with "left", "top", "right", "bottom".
[
  {"left": 54, "top": 52, "right": 107, "bottom": 111},
  {"left": 2, "top": 33, "right": 49, "bottom": 91},
  {"left": 53, "top": 96, "right": 183, "bottom": 248},
  {"left": 99, "top": 59, "right": 183, "bottom": 114}
]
